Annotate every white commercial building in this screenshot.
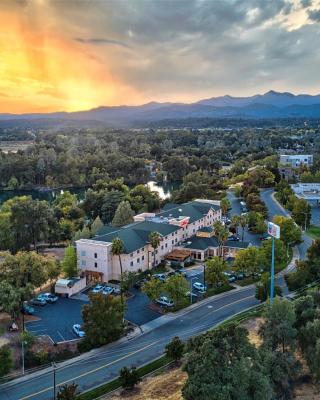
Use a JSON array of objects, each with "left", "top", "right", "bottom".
[
  {"left": 76, "top": 199, "right": 223, "bottom": 282},
  {"left": 280, "top": 154, "right": 313, "bottom": 168}
]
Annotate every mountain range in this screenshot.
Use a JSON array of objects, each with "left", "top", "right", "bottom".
[{"left": 1, "top": 90, "right": 320, "bottom": 127}]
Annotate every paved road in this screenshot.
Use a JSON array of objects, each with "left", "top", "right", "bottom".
[
  {"left": 226, "top": 191, "right": 261, "bottom": 246},
  {"left": 0, "top": 287, "right": 259, "bottom": 400},
  {"left": 260, "top": 188, "right": 313, "bottom": 259}
]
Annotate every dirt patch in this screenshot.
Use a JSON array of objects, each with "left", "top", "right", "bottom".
[
  {"left": 294, "top": 382, "right": 320, "bottom": 399},
  {"left": 107, "top": 367, "right": 187, "bottom": 400},
  {"left": 241, "top": 317, "right": 265, "bottom": 347}
]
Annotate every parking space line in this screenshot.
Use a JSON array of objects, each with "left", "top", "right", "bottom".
[{"left": 57, "top": 331, "right": 66, "bottom": 342}]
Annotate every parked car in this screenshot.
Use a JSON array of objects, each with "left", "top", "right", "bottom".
[
  {"left": 40, "top": 293, "right": 58, "bottom": 303},
  {"left": 112, "top": 287, "right": 121, "bottom": 295},
  {"left": 155, "top": 296, "right": 174, "bottom": 307},
  {"left": 193, "top": 282, "right": 207, "bottom": 292},
  {"left": 259, "top": 234, "right": 270, "bottom": 241},
  {"left": 228, "top": 235, "right": 240, "bottom": 241},
  {"left": 153, "top": 273, "right": 166, "bottom": 282},
  {"left": 21, "top": 304, "right": 35, "bottom": 315},
  {"left": 102, "top": 286, "right": 114, "bottom": 295},
  {"left": 91, "top": 284, "right": 104, "bottom": 294},
  {"left": 235, "top": 273, "right": 244, "bottom": 280},
  {"left": 73, "top": 324, "right": 85, "bottom": 338},
  {"left": 134, "top": 279, "right": 147, "bottom": 289},
  {"left": 228, "top": 276, "right": 237, "bottom": 283},
  {"left": 31, "top": 296, "right": 47, "bottom": 306},
  {"left": 167, "top": 271, "right": 176, "bottom": 277},
  {"left": 178, "top": 269, "right": 188, "bottom": 277}
]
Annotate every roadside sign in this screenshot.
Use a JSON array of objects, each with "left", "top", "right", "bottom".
[{"left": 268, "top": 222, "right": 280, "bottom": 239}]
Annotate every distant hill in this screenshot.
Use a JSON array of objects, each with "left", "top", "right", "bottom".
[{"left": 1, "top": 90, "right": 320, "bottom": 127}]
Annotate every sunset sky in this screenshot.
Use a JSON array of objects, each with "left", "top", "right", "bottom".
[{"left": 1, "top": 0, "right": 320, "bottom": 113}]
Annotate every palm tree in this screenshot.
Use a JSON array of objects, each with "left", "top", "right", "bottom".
[
  {"left": 239, "top": 214, "right": 248, "bottom": 242},
  {"left": 220, "top": 197, "right": 231, "bottom": 216},
  {"left": 231, "top": 215, "right": 240, "bottom": 236},
  {"left": 112, "top": 237, "right": 125, "bottom": 305},
  {"left": 219, "top": 227, "right": 229, "bottom": 259},
  {"left": 148, "top": 231, "right": 161, "bottom": 268}
]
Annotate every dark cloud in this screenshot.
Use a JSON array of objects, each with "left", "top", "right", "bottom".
[
  {"left": 300, "top": 0, "right": 312, "bottom": 8},
  {"left": 74, "top": 37, "right": 130, "bottom": 48},
  {"left": 308, "top": 8, "right": 320, "bottom": 20}
]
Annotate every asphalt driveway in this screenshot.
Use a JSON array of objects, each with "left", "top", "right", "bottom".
[{"left": 26, "top": 297, "right": 86, "bottom": 343}]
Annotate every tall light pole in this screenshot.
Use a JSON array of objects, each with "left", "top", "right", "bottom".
[
  {"left": 52, "top": 362, "right": 57, "bottom": 400},
  {"left": 267, "top": 222, "right": 280, "bottom": 305},
  {"left": 21, "top": 339, "right": 25, "bottom": 375}
]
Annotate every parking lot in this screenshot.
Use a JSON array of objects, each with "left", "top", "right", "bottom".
[
  {"left": 25, "top": 266, "right": 206, "bottom": 343},
  {"left": 26, "top": 297, "right": 86, "bottom": 343}
]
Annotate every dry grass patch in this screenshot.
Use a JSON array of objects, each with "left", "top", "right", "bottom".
[
  {"left": 107, "top": 367, "right": 187, "bottom": 400},
  {"left": 241, "top": 317, "right": 265, "bottom": 347}
]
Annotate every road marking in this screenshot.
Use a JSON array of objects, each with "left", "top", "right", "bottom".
[
  {"left": 19, "top": 340, "right": 160, "bottom": 400},
  {"left": 57, "top": 331, "right": 66, "bottom": 342}
]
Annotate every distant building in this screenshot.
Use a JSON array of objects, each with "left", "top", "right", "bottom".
[
  {"left": 280, "top": 154, "right": 313, "bottom": 168},
  {"left": 290, "top": 183, "right": 320, "bottom": 203}
]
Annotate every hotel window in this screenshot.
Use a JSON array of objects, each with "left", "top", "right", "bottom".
[
  {"left": 130, "top": 261, "right": 133, "bottom": 267},
  {"left": 94, "top": 253, "right": 97, "bottom": 259},
  {"left": 94, "top": 262, "right": 98, "bottom": 268},
  {"left": 175, "top": 238, "right": 177, "bottom": 243},
  {"left": 81, "top": 250, "right": 86, "bottom": 257},
  {"left": 137, "top": 249, "right": 140, "bottom": 254},
  {"left": 142, "top": 247, "right": 144, "bottom": 251},
  {"left": 142, "top": 255, "right": 144, "bottom": 261},
  {"left": 165, "top": 243, "right": 168, "bottom": 248},
  {"left": 137, "top": 258, "right": 140, "bottom": 263},
  {"left": 161, "top": 245, "right": 164, "bottom": 250},
  {"left": 172, "top": 240, "right": 174, "bottom": 244},
  {"left": 172, "top": 233, "right": 174, "bottom": 237},
  {"left": 130, "top": 253, "right": 133, "bottom": 257},
  {"left": 81, "top": 260, "right": 86, "bottom": 266}
]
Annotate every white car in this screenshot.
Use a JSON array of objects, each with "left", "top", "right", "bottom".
[
  {"left": 73, "top": 324, "right": 85, "bottom": 338},
  {"left": 102, "top": 286, "right": 114, "bottom": 295},
  {"left": 193, "top": 282, "right": 207, "bottom": 292},
  {"left": 112, "top": 287, "right": 121, "bottom": 295},
  {"left": 41, "top": 293, "right": 58, "bottom": 303},
  {"left": 156, "top": 296, "right": 174, "bottom": 307},
  {"left": 91, "top": 284, "right": 104, "bottom": 294}
]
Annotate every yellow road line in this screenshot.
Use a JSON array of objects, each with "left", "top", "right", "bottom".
[{"left": 19, "top": 340, "right": 160, "bottom": 400}]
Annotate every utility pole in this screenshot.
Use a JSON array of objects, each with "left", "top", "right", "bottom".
[
  {"left": 21, "top": 340, "right": 25, "bottom": 375},
  {"left": 53, "top": 362, "right": 57, "bottom": 400},
  {"left": 270, "top": 236, "right": 275, "bottom": 305},
  {"left": 268, "top": 222, "right": 280, "bottom": 306}
]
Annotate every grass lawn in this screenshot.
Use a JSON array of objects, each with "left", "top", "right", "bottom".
[
  {"left": 237, "top": 276, "right": 260, "bottom": 287},
  {"left": 206, "top": 284, "right": 234, "bottom": 297},
  {"left": 307, "top": 225, "right": 320, "bottom": 240}
]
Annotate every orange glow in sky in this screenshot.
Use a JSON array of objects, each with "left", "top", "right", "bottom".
[{"left": 0, "top": 9, "right": 142, "bottom": 113}]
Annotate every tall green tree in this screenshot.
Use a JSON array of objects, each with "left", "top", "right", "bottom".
[
  {"left": 292, "top": 198, "right": 311, "bottom": 230},
  {"left": 111, "top": 237, "right": 125, "bottom": 304},
  {"left": 165, "top": 336, "right": 184, "bottom": 362},
  {"left": 205, "top": 257, "right": 227, "bottom": 287},
  {"left": 259, "top": 298, "right": 297, "bottom": 353},
  {"left": 273, "top": 215, "right": 302, "bottom": 246},
  {"left": 101, "top": 190, "right": 124, "bottom": 223},
  {"left": 148, "top": 231, "right": 161, "bottom": 267},
  {"left": 119, "top": 366, "right": 141, "bottom": 390},
  {"left": 112, "top": 201, "right": 134, "bottom": 227},
  {"left": 90, "top": 216, "right": 104, "bottom": 236},
  {"left": 235, "top": 246, "right": 265, "bottom": 276},
  {"left": 239, "top": 213, "right": 249, "bottom": 241},
  {"left": 255, "top": 272, "right": 282, "bottom": 302},
  {"left": 183, "top": 324, "right": 273, "bottom": 400},
  {"left": 82, "top": 293, "right": 125, "bottom": 348},
  {"left": 220, "top": 197, "right": 231, "bottom": 216},
  {"left": 143, "top": 278, "right": 164, "bottom": 301},
  {"left": 61, "top": 245, "right": 78, "bottom": 279},
  {"left": 164, "top": 275, "right": 189, "bottom": 307}
]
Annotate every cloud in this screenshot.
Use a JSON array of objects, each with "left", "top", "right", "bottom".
[
  {"left": 74, "top": 37, "right": 130, "bottom": 49},
  {"left": 308, "top": 8, "right": 320, "bottom": 20}
]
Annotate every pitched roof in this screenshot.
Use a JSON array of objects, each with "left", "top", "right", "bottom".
[
  {"left": 183, "top": 236, "right": 219, "bottom": 251},
  {"left": 92, "top": 220, "right": 179, "bottom": 254},
  {"left": 158, "top": 200, "right": 220, "bottom": 224}
]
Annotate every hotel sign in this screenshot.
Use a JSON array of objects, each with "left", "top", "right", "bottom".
[{"left": 268, "top": 222, "right": 280, "bottom": 239}]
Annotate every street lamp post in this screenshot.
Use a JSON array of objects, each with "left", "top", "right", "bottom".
[
  {"left": 52, "top": 362, "right": 57, "bottom": 400},
  {"left": 189, "top": 277, "right": 197, "bottom": 305},
  {"left": 270, "top": 236, "right": 275, "bottom": 305},
  {"left": 21, "top": 340, "right": 25, "bottom": 375}
]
